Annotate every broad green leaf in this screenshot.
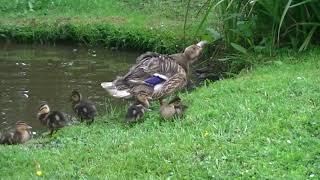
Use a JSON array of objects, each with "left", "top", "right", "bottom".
[{"left": 230, "top": 42, "right": 248, "bottom": 54}]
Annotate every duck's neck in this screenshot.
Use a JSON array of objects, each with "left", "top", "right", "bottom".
[
  {"left": 169, "top": 53, "right": 190, "bottom": 74},
  {"left": 72, "top": 100, "right": 80, "bottom": 107},
  {"left": 38, "top": 113, "right": 49, "bottom": 125}
]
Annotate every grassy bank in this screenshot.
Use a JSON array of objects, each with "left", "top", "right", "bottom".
[
  {"left": 1, "top": 48, "right": 319, "bottom": 178},
  {"left": 0, "top": 0, "right": 213, "bottom": 53}
]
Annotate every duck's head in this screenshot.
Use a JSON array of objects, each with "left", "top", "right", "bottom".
[
  {"left": 15, "top": 121, "right": 32, "bottom": 131},
  {"left": 136, "top": 93, "right": 152, "bottom": 109},
  {"left": 38, "top": 103, "right": 50, "bottom": 116},
  {"left": 71, "top": 90, "right": 82, "bottom": 103},
  {"left": 183, "top": 41, "right": 208, "bottom": 63}
]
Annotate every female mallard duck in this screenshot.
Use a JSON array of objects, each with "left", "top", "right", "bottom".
[
  {"left": 37, "top": 103, "right": 69, "bottom": 135},
  {"left": 70, "top": 90, "right": 97, "bottom": 124},
  {"left": 0, "top": 121, "right": 32, "bottom": 145},
  {"left": 160, "top": 96, "right": 188, "bottom": 119},
  {"left": 101, "top": 41, "right": 207, "bottom": 103}
]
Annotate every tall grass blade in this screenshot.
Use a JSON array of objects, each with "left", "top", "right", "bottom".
[
  {"left": 194, "top": 0, "right": 226, "bottom": 38},
  {"left": 183, "top": 0, "right": 192, "bottom": 46},
  {"left": 298, "top": 26, "right": 317, "bottom": 52},
  {"left": 230, "top": 42, "right": 248, "bottom": 54},
  {"left": 289, "top": 0, "right": 313, "bottom": 8},
  {"left": 277, "top": 0, "right": 292, "bottom": 46}
]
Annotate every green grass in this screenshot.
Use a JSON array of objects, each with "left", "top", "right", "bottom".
[
  {"left": 0, "top": 0, "right": 214, "bottom": 53},
  {"left": 1, "top": 48, "right": 319, "bottom": 178}
]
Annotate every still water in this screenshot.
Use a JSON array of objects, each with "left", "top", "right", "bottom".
[{"left": 0, "top": 43, "right": 139, "bottom": 131}]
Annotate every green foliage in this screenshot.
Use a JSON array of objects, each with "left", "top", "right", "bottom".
[
  {"left": 0, "top": 0, "right": 210, "bottom": 53},
  {"left": 197, "top": 0, "right": 320, "bottom": 55},
  {"left": 0, "top": 48, "right": 320, "bottom": 178}
]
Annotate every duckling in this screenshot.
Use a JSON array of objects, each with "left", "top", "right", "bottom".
[
  {"left": 101, "top": 41, "right": 208, "bottom": 101},
  {"left": 70, "top": 90, "right": 97, "bottom": 124},
  {"left": 124, "top": 94, "right": 151, "bottom": 123},
  {"left": 159, "top": 96, "right": 188, "bottom": 119},
  {"left": 125, "top": 103, "right": 147, "bottom": 123},
  {"left": 37, "top": 103, "right": 69, "bottom": 135},
  {"left": 0, "top": 121, "right": 32, "bottom": 145}
]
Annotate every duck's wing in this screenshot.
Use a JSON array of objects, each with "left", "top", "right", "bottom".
[
  {"left": 48, "top": 111, "right": 68, "bottom": 128},
  {"left": 123, "top": 57, "right": 165, "bottom": 80},
  {"left": 102, "top": 55, "right": 183, "bottom": 98},
  {"left": 136, "top": 52, "right": 160, "bottom": 63},
  {"left": 0, "top": 131, "right": 14, "bottom": 144},
  {"left": 152, "top": 72, "right": 187, "bottom": 99}
]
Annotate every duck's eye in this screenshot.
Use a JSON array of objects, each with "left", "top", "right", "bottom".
[{"left": 72, "top": 95, "right": 78, "bottom": 100}]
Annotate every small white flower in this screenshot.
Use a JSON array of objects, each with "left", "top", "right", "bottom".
[
  {"left": 310, "top": 174, "right": 315, "bottom": 177},
  {"left": 287, "top": 140, "right": 291, "bottom": 144},
  {"left": 297, "top": 77, "right": 303, "bottom": 80}
]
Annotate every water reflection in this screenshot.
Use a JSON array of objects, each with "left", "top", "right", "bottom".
[{"left": 0, "top": 43, "right": 139, "bottom": 131}]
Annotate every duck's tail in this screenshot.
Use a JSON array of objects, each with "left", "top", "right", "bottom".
[{"left": 101, "top": 81, "right": 132, "bottom": 98}]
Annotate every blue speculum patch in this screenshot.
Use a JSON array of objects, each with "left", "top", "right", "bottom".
[{"left": 144, "top": 74, "right": 167, "bottom": 86}]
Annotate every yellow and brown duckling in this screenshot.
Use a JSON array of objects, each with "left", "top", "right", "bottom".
[
  {"left": 160, "top": 96, "right": 188, "bottom": 119},
  {"left": 70, "top": 90, "right": 97, "bottom": 124},
  {"left": 101, "top": 41, "right": 207, "bottom": 101},
  {"left": 0, "top": 121, "right": 32, "bottom": 145},
  {"left": 37, "top": 103, "right": 69, "bottom": 135}
]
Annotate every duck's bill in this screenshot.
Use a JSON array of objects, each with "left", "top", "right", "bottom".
[{"left": 196, "top": 41, "right": 208, "bottom": 48}]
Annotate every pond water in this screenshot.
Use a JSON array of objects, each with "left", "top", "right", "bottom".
[{"left": 0, "top": 42, "right": 139, "bottom": 131}]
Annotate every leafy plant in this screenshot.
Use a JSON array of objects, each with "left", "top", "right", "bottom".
[{"left": 191, "top": 0, "right": 320, "bottom": 55}]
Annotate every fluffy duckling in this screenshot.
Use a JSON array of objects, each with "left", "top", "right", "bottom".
[
  {"left": 124, "top": 94, "right": 151, "bottom": 123},
  {"left": 37, "top": 103, "right": 68, "bottom": 135},
  {"left": 70, "top": 90, "right": 97, "bottom": 124},
  {"left": 0, "top": 121, "right": 32, "bottom": 145},
  {"left": 125, "top": 103, "right": 147, "bottom": 123},
  {"left": 160, "top": 96, "right": 188, "bottom": 119}
]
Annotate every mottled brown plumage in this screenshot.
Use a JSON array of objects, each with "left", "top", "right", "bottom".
[
  {"left": 159, "top": 96, "right": 188, "bottom": 119},
  {"left": 0, "top": 121, "right": 32, "bottom": 145},
  {"left": 101, "top": 41, "right": 207, "bottom": 101}
]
